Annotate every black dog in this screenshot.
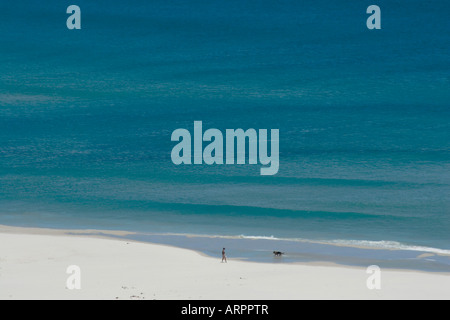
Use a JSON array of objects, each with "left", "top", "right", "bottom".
[{"left": 273, "top": 251, "right": 284, "bottom": 256}]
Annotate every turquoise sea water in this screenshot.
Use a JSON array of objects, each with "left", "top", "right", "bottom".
[{"left": 0, "top": 1, "right": 449, "bottom": 270}]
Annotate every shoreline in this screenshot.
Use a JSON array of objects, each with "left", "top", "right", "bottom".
[
  {"left": 1, "top": 224, "right": 450, "bottom": 273},
  {"left": 0, "top": 224, "right": 450, "bottom": 299}
]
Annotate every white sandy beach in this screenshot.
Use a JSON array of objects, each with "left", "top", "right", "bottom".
[{"left": 0, "top": 225, "right": 449, "bottom": 300}]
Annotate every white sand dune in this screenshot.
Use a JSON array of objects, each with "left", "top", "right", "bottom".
[{"left": 0, "top": 225, "right": 449, "bottom": 300}]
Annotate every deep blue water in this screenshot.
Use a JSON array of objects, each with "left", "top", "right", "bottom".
[{"left": 0, "top": 1, "right": 449, "bottom": 263}]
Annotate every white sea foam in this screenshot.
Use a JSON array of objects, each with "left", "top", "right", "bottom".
[
  {"left": 326, "top": 239, "right": 450, "bottom": 255},
  {"left": 218, "top": 234, "right": 450, "bottom": 255},
  {"left": 145, "top": 232, "right": 450, "bottom": 256},
  {"left": 238, "top": 235, "right": 279, "bottom": 240}
]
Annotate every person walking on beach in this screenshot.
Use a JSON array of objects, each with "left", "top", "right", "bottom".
[{"left": 222, "top": 248, "right": 227, "bottom": 263}]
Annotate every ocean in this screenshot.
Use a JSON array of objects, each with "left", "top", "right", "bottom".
[{"left": 1, "top": 0, "right": 449, "bottom": 271}]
